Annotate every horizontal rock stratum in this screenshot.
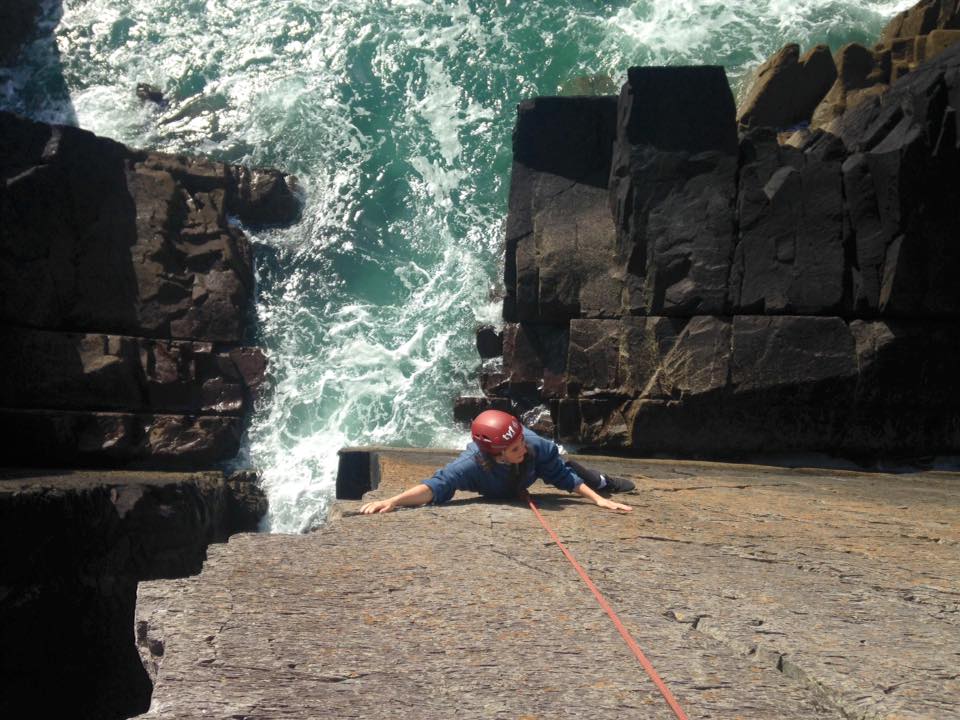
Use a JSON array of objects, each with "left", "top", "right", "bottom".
[{"left": 136, "top": 449, "right": 959, "bottom": 719}]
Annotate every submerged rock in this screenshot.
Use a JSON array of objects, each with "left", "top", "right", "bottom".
[{"left": 136, "top": 83, "right": 166, "bottom": 106}]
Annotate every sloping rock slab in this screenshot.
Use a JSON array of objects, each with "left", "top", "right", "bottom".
[{"left": 136, "top": 449, "right": 958, "bottom": 719}]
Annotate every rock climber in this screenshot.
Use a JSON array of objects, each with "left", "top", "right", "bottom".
[{"left": 359, "top": 409, "right": 634, "bottom": 514}]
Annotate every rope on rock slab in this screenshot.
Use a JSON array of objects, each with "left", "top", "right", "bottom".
[{"left": 524, "top": 492, "right": 690, "bottom": 720}]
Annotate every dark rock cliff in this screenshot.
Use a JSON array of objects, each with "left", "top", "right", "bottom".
[
  {"left": 0, "top": 111, "right": 298, "bottom": 719},
  {"left": 0, "top": 469, "right": 266, "bottom": 719},
  {"left": 0, "top": 0, "right": 42, "bottom": 66},
  {"left": 459, "top": 43, "right": 960, "bottom": 458},
  {"left": 0, "top": 111, "right": 298, "bottom": 467}
]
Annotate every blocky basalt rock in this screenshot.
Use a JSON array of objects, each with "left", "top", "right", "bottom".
[
  {"left": 475, "top": 325, "right": 503, "bottom": 358},
  {"left": 0, "top": 327, "right": 263, "bottom": 414},
  {"left": 453, "top": 396, "right": 513, "bottom": 423},
  {"left": 811, "top": 43, "right": 890, "bottom": 132},
  {"left": 228, "top": 165, "right": 302, "bottom": 227},
  {"left": 839, "top": 42, "right": 960, "bottom": 317},
  {"left": 0, "top": 110, "right": 298, "bottom": 468},
  {"left": 503, "top": 96, "right": 620, "bottom": 323},
  {"left": 808, "top": 2, "right": 960, "bottom": 133},
  {"left": 732, "top": 130, "right": 845, "bottom": 314},
  {"left": 460, "top": 40, "right": 960, "bottom": 457},
  {"left": 0, "top": 409, "right": 245, "bottom": 468},
  {"left": 609, "top": 67, "right": 739, "bottom": 318},
  {"left": 502, "top": 322, "right": 569, "bottom": 399},
  {"left": 881, "top": 0, "right": 960, "bottom": 44},
  {"left": 1, "top": 113, "right": 299, "bottom": 342}
]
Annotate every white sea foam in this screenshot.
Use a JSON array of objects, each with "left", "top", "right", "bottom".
[{"left": 2, "top": 0, "right": 914, "bottom": 532}]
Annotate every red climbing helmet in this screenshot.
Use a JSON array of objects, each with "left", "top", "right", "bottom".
[{"left": 471, "top": 410, "right": 522, "bottom": 454}]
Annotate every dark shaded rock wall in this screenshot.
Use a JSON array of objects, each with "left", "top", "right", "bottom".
[
  {"left": 0, "top": 111, "right": 298, "bottom": 467},
  {"left": 0, "top": 112, "right": 293, "bottom": 717},
  {"left": 0, "top": 0, "right": 42, "bottom": 66},
  {"left": 0, "top": 469, "right": 266, "bottom": 719},
  {"left": 461, "top": 45, "right": 960, "bottom": 457}
]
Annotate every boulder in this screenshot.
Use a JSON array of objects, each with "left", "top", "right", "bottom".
[
  {"left": 136, "top": 83, "right": 166, "bottom": 105},
  {"left": 475, "top": 325, "right": 503, "bottom": 358},
  {"left": 228, "top": 165, "right": 302, "bottom": 226},
  {"left": 737, "top": 44, "right": 837, "bottom": 129},
  {"left": 810, "top": 43, "right": 889, "bottom": 132}
]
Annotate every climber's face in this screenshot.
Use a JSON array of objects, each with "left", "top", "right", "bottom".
[{"left": 498, "top": 436, "right": 527, "bottom": 465}]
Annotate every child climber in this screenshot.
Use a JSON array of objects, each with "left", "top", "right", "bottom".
[{"left": 359, "top": 409, "right": 634, "bottom": 514}]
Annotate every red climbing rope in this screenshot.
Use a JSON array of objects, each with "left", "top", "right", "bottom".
[{"left": 525, "top": 493, "right": 690, "bottom": 720}]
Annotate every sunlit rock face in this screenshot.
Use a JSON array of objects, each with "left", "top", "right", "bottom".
[
  {"left": 0, "top": 111, "right": 298, "bottom": 468},
  {"left": 460, "top": 44, "right": 960, "bottom": 458}
]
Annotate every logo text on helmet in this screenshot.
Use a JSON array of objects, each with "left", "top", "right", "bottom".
[{"left": 502, "top": 424, "right": 517, "bottom": 442}]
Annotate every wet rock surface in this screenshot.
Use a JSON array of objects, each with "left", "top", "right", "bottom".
[
  {"left": 0, "top": 468, "right": 266, "bottom": 720},
  {"left": 136, "top": 449, "right": 959, "bottom": 719}
]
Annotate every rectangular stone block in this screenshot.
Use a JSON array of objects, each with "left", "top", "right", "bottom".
[
  {"left": 566, "top": 319, "right": 620, "bottom": 394},
  {"left": 618, "top": 316, "right": 686, "bottom": 395},
  {"left": 504, "top": 97, "right": 621, "bottom": 323},
  {"left": 502, "top": 323, "right": 568, "bottom": 399},
  {"left": 556, "top": 398, "right": 630, "bottom": 447}
]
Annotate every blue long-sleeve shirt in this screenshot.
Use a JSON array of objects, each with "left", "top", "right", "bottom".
[{"left": 422, "top": 428, "right": 584, "bottom": 504}]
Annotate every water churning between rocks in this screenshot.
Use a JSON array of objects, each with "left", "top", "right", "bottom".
[{"left": 1, "top": 0, "right": 915, "bottom": 532}]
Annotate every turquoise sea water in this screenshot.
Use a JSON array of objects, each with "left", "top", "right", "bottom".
[{"left": 2, "top": 0, "right": 914, "bottom": 531}]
